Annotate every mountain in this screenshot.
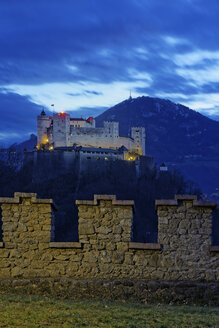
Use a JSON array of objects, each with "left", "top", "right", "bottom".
[
  {"left": 96, "top": 96, "right": 219, "bottom": 161},
  {"left": 0, "top": 134, "right": 37, "bottom": 169},
  {"left": 8, "top": 134, "right": 37, "bottom": 152},
  {"left": 96, "top": 96, "right": 219, "bottom": 201}
]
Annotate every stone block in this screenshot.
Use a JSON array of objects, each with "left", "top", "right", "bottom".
[
  {"left": 112, "top": 234, "right": 122, "bottom": 242},
  {"left": 98, "top": 263, "right": 113, "bottom": 275},
  {"left": 66, "top": 263, "right": 80, "bottom": 274},
  {"left": 105, "top": 242, "right": 116, "bottom": 251},
  {"left": 1, "top": 210, "right": 13, "bottom": 217},
  {"left": 159, "top": 217, "right": 168, "bottom": 224},
  {"left": 178, "top": 228, "right": 187, "bottom": 235},
  {"left": 20, "top": 259, "right": 31, "bottom": 269},
  {"left": 120, "top": 218, "right": 132, "bottom": 229},
  {"left": 99, "top": 250, "right": 112, "bottom": 263},
  {"left": 148, "top": 253, "right": 160, "bottom": 267},
  {"left": 79, "top": 223, "right": 94, "bottom": 235},
  {"left": 17, "top": 224, "right": 28, "bottom": 232},
  {"left": 0, "top": 267, "right": 11, "bottom": 278},
  {"left": 0, "top": 261, "right": 10, "bottom": 268},
  {"left": 95, "top": 241, "right": 105, "bottom": 250},
  {"left": 38, "top": 206, "right": 52, "bottom": 214},
  {"left": 121, "top": 233, "right": 131, "bottom": 242},
  {"left": 4, "top": 243, "right": 17, "bottom": 249},
  {"left": 70, "top": 254, "right": 83, "bottom": 262},
  {"left": 2, "top": 223, "right": 18, "bottom": 232},
  {"left": 0, "top": 251, "right": 10, "bottom": 258},
  {"left": 113, "top": 225, "right": 122, "bottom": 234},
  {"left": 33, "top": 224, "right": 43, "bottom": 231},
  {"left": 28, "top": 244, "right": 39, "bottom": 250},
  {"left": 96, "top": 226, "right": 112, "bottom": 234},
  {"left": 54, "top": 254, "right": 70, "bottom": 261},
  {"left": 42, "top": 225, "right": 51, "bottom": 231},
  {"left": 42, "top": 253, "right": 54, "bottom": 261},
  {"left": 116, "top": 242, "right": 129, "bottom": 253},
  {"left": 83, "top": 252, "right": 97, "bottom": 263},
  {"left": 133, "top": 254, "right": 148, "bottom": 266},
  {"left": 38, "top": 242, "right": 50, "bottom": 251},
  {"left": 124, "top": 253, "right": 134, "bottom": 265}
]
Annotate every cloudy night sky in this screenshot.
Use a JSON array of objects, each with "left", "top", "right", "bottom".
[{"left": 0, "top": 0, "right": 219, "bottom": 146}]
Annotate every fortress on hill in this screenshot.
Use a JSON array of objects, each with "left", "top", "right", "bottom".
[{"left": 37, "top": 110, "right": 145, "bottom": 159}]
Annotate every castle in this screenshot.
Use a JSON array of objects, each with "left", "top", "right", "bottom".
[{"left": 37, "top": 110, "right": 145, "bottom": 159}]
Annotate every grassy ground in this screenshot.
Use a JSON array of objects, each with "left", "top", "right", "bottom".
[{"left": 0, "top": 292, "right": 218, "bottom": 328}]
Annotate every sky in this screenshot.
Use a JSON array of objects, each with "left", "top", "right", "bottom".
[{"left": 0, "top": 0, "right": 219, "bottom": 146}]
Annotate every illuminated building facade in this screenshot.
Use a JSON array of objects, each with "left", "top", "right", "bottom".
[{"left": 37, "top": 110, "right": 145, "bottom": 158}]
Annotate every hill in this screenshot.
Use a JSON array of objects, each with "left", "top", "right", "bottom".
[
  {"left": 0, "top": 134, "right": 37, "bottom": 169},
  {"left": 96, "top": 96, "right": 219, "bottom": 201},
  {"left": 8, "top": 133, "right": 37, "bottom": 153}
]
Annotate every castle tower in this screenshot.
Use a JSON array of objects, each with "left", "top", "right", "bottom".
[
  {"left": 37, "top": 110, "right": 52, "bottom": 146},
  {"left": 131, "top": 127, "right": 146, "bottom": 155},
  {"left": 53, "top": 112, "right": 70, "bottom": 147},
  {"left": 103, "top": 121, "right": 119, "bottom": 138},
  {"left": 86, "top": 117, "right": 96, "bottom": 128}
]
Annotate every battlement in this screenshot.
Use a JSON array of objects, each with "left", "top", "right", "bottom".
[{"left": 0, "top": 193, "right": 218, "bottom": 283}]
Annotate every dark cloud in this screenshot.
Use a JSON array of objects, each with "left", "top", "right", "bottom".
[
  {"left": 66, "top": 90, "right": 103, "bottom": 97},
  {"left": 0, "top": 0, "right": 219, "bottom": 85},
  {"left": 200, "top": 83, "right": 219, "bottom": 94},
  {"left": 66, "top": 92, "right": 83, "bottom": 97},
  {"left": 0, "top": 90, "right": 107, "bottom": 146},
  {"left": 135, "top": 73, "right": 199, "bottom": 97},
  {"left": 84, "top": 90, "right": 102, "bottom": 96},
  {"left": 0, "top": 0, "right": 219, "bottom": 143},
  {"left": 0, "top": 91, "right": 46, "bottom": 146},
  {"left": 68, "top": 106, "right": 108, "bottom": 119}
]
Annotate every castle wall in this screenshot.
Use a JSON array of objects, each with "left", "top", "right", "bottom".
[
  {"left": 103, "top": 121, "right": 119, "bottom": 137},
  {"left": 118, "top": 136, "right": 134, "bottom": 151},
  {"left": 70, "top": 126, "right": 134, "bottom": 150},
  {"left": 70, "top": 119, "right": 86, "bottom": 128},
  {"left": 79, "top": 149, "right": 124, "bottom": 161},
  {"left": 31, "top": 150, "right": 78, "bottom": 182},
  {"left": 26, "top": 150, "right": 140, "bottom": 183},
  {"left": 0, "top": 193, "right": 218, "bottom": 283}
]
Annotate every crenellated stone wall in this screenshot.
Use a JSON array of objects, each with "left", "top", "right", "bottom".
[
  {"left": 156, "top": 195, "right": 218, "bottom": 281},
  {"left": 0, "top": 192, "right": 218, "bottom": 285}
]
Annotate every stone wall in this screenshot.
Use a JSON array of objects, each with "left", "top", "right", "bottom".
[
  {"left": 156, "top": 195, "right": 218, "bottom": 281},
  {"left": 69, "top": 127, "right": 135, "bottom": 152},
  {"left": 0, "top": 193, "right": 218, "bottom": 283}
]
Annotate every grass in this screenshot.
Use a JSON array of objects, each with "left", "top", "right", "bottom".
[{"left": 0, "top": 292, "right": 218, "bottom": 327}]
